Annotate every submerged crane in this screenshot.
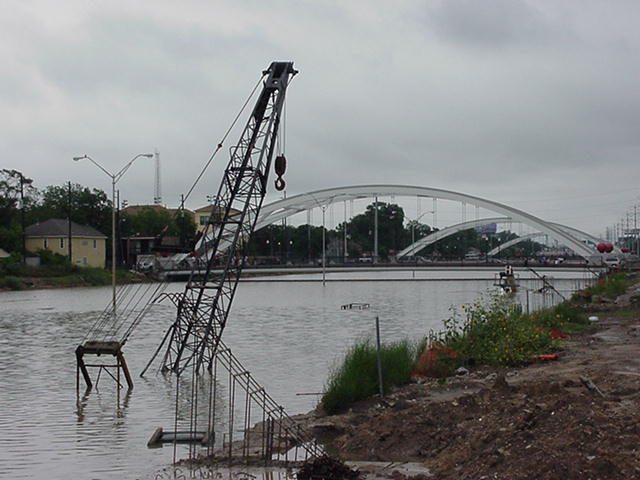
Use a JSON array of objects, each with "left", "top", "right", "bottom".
[
  {"left": 146, "top": 61, "right": 298, "bottom": 376},
  {"left": 75, "top": 63, "right": 324, "bottom": 462}
]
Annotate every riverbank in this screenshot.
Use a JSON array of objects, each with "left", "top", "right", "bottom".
[
  {"left": 0, "top": 266, "right": 148, "bottom": 291},
  {"left": 303, "top": 272, "right": 640, "bottom": 479}
]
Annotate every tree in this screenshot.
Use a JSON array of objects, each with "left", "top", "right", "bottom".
[
  {"left": 247, "top": 223, "right": 327, "bottom": 263},
  {"left": 347, "top": 202, "right": 407, "bottom": 258},
  {"left": 29, "top": 183, "right": 112, "bottom": 234},
  {"left": 120, "top": 207, "right": 197, "bottom": 246},
  {"left": 0, "top": 169, "right": 35, "bottom": 253}
]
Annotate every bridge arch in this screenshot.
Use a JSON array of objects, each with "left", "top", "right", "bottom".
[
  {"left": 486, "top": 233, "right": 542, "bottom": 257},
  {"left": 256, "top": 185, "right": 596, "bottom": 260},
  {"left": 398, "top": 217, "right": 509, "bottom": 257},
  {"left": 397, "top": 218, "right": 604, "bottom": 258}
]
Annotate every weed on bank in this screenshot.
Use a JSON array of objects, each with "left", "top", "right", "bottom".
[{"left": 321, "top": 293, "right": 591, "bottom": 413}]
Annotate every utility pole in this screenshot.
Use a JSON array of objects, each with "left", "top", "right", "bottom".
[
  {"left": 322, "top": 205, "right": 326, "bottom": 286},
  {"left": 635, "top": 205, "right": 638, "bottom": 254},
  {"left": 307, "top": 210, "right": 311, "bottom": 264},
  {"left": 343, "top": 200, "right": 348, "bottom": 263},
  {"left": 67, "top": 181, "right": 72, "bottom": 262},
  {"left": 373, "top": 196, "right": 378, "bottom": 264},
  {"left": 73, "top": 153, "right": 153, "bottom": 317},
  {"left": 179, "top": 194, "right": 186, "bottom": 249},
  {"left": 19, "top": 173, "right": 26, "bottom": 263},
  {"left": 283, "top": 191, "right": 288, "bottom": 264},
  {"left": 116, "top": 190, "right": 121, "bottom": 267}
]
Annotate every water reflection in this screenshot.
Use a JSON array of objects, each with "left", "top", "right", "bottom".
[
  {"left": 151, "top": 466, "right": 295, "bottom": 480},
  {"left": 75, "top": 388, "right": 132, "bottom": 423}
]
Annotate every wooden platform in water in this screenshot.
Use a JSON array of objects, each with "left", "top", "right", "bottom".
[{"left": 75, "top": 340, "right": 134, "bottom": 390}]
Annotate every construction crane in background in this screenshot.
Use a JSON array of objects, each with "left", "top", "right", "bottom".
[{"left": 146, "top": 61, "right": 297, "bottom": 376}]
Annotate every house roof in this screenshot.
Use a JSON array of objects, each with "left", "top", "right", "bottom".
[
  {"left": 122, "top": 204, "right": 191, "bottom": 216},
  {"left": 25, "top": 219, "right": 107, "bottom": 238},
  {"left": 193, "top": 205, "right": 241, "bottom": 214}
]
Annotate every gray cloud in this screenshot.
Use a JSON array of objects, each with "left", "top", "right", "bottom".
[
  {"left": 426, "top": 0, "right": 560, "bottom": 48},
  {"left": 1, "top": 0, "right": 639, "bottom": 235}
]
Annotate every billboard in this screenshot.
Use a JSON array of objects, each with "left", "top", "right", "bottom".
[{"left": 475, "top": 223, "right": 497, "bottom": 234}]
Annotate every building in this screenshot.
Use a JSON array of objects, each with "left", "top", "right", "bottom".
[
  {"left": 192, "top": 206, "right": 216, "bottom": 234},
  {"left": 121, "top": 204, "right": 187, "bottom": 217},
  {"left": 25, "top": 219, "right": 107, "bottom": 268},
  {"left": 192, "top": 205, "right": 241, "bottom": 234}
]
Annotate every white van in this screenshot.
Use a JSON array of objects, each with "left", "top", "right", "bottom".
[{"left": 604, "top": 257, "right": 621, "bottom": 268}]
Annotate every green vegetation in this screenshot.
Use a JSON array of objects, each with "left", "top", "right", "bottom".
[
  {"left": 428, "top": 296, "right": 588, "bottom": 374},
  {"left": 321, "top": 291, "right": 597, "bottom": 413},
  {"left": 573, "top": 272, "right": 630, "bottom": 303},
  {"left": 0, "top": 276, "right": 22, "bottom": 290},
  {"left": 120, "top": 206, "right": 196, "bottom": 241},
  {"left": 0, "top": 249, "right": 136, "bottom": 290},
  {"left": 0, "top": 170, "right": 200, "bottom": 272},
  {"left": 321, "top": 339, "right": 418, "bottom": 414}
]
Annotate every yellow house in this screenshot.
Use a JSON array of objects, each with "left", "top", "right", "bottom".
[
  {"left": 192, "top": 206, "right": 241, "bottom": 234},
  {"left": 25, "top": 218, "right": 107, "bottom": 268}
]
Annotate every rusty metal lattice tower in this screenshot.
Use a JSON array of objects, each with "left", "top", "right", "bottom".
[{"left": 150, "top": 62, "right": 297, "bottom": 376}]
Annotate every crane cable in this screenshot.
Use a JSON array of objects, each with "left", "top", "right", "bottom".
[{"left": 182, "top": 73, "right": 266, "bottom": 205}]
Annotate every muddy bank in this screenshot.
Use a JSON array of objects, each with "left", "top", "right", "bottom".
[{"left": 305, "top": 278, "right": 640, "bottom": 479}]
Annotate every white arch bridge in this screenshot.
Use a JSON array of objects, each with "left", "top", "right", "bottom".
[
  {"left": 396, "top": 217, "right": 603, "bottom": 259},
  {"left": 253, "top": 184, "right": 601, "bottom": 262}
]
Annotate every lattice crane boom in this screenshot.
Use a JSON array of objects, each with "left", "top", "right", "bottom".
[{"left": 151, "top": 62, "right": 297, "bottom": 376}]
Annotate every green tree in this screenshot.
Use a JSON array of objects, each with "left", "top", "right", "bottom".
[
  {"left": 29, "top": 183, "right": 112, "bottom": 235},
  {"left": 247, "top": 223, "right": 327, "bottom": 263},
  {"left": 347, "top": 202, "right": 406, "bottom": 258},
  {"left": 0, "top": 170, "right": 35, "bottom": 253},
  {"left": 120, "top": 207, "right": 196, "bottom": 246}
]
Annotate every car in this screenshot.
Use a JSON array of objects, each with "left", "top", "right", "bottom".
[
  {"left": 137, "top": 260, "right": 154, "bottom": 272},
  {"left": 604, "top": 257, "right": 622, "bottom": 268}
]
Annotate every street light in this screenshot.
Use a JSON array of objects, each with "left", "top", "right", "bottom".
[
  {"left": 73, "top": 153, "right": 153, "bottom": 317},
  {"left": 408, "top": 210, "right": 434, "bottom": 278},
  {"left": 305, "top": 192, "right": 332, "bottom": 286}
]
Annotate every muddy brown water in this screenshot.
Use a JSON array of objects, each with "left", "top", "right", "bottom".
[{"left": 0, "top": 268, "right": 592, "bottom": 479}]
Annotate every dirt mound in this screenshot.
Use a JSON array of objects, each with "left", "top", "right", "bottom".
[
  {"left": 297, "top": 455, "right": 361, "bottom": 480},
  {"left": 314, "top": 311, "right": 640, "bottom": 480}
]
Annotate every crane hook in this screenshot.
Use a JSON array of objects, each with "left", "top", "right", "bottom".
[{"left": 274, "top": 155, "right": 287, "bottom": 191}]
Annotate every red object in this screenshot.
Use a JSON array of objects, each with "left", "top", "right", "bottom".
[
  {"left": 531, "top": 354, "right": 559, "bottom": 361},
  {"left": 597, "top": 243, "right": 607, "bottom": 253},
  {"left": 549, "top": 329, "right": 567, "bottom": 339},
  {"left": 621, "top": 247, "right": 630, "bottom": 253},
  {"left": 535, "top": 326, "right": 567, "bottom": 339},
  {"left": 412, "top": 341, "right": 458, "bottom": 378},
  {"left": 605, "top": 243, "right": 614, "bottom": 253}
]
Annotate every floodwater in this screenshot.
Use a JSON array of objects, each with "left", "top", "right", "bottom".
[{"left": 0, "top": 268, "right": 594, "bottom": 479}]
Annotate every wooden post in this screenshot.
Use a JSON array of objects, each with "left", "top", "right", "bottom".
[
  {"left": 75, "top": 346, "right": 92, "bottom": 389},
  {"left": 116, "top": 349, "right": 134, "bottom": 390}
]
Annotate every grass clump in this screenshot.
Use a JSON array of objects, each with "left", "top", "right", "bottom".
[
  {"left": 321, "top": 338, "right": 417, "bottom": 414},
  {"left": 573, "top": 272, "right": 630, "bottom": 303},
  {"left": 528, "top": 303, "right": 589, "bottom": 333},
  {"left": 0, "top": 276, "right": 23, "bottom": 290},
  {"left": 79, "top": 267, "right": 112, "bottom": 286}
]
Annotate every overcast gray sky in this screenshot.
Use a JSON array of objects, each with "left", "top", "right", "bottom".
[{"left": 2, "top": 0, "right": 639, "bottom": 236}]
